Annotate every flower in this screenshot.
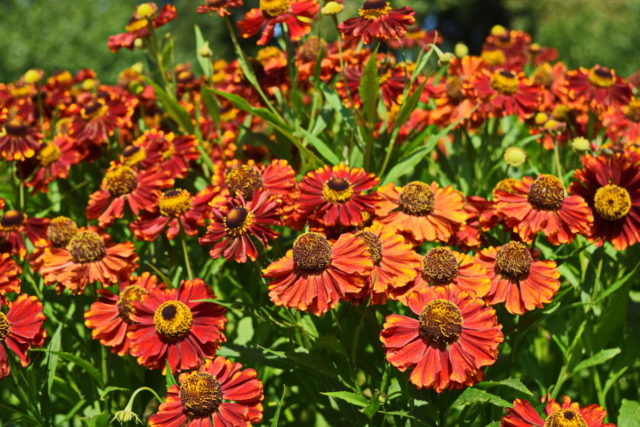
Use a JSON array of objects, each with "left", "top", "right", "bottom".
[
  {"left": 262, "top": 232, "right": 373, "bottom": 316},
  {"left": 26, "top": 135, "right": 82, "bottom": 193},
  {"left": 569, "top": 152, "right": 640, "bottom": 250},
  {"left": 0, "top": 119, "right": 41, "bottom": 161},
  {"left": 339, "top": 1, "right": 415, "bottom": 45},
  {"left": 476, "top": 241, "right": 560, "bottom": 315},
  {"left": 196, "top": 0, "right": 243, "bottom": 17},
  {"left": 502, "top": 395, "right": 614, "bottom": 427},
  {"left": 108, "top": 3, "right": 177, "bottom": 52},
  {"left": 149, "top": 356, "right": 263, "bottom": 426},
  {"left": 129, "top": 130, "right": 200, "bottom": 179},
  {"left": 0, "top": 209, "right": 49, "bottom": 258},
  {"left": 70, "top": 90, "right": 137, "bottom": 146},
  {"left": 0, "top": 254, "right": 21, "bottom": 301},
  {"left": 199, "top": 189, "right": 281, "bottom": 263},
  {"left": 296, "top": 163, "right": 380, "bottom": 228},
  {"left": 571, "top": 136, "right": 591, "bottom": 152},
  {"left": 86, "top": 163, "right": 173, "bottom": 228},
  {"left": 468, "top": 69, "right": 541, "bottom": 119},
  {"left": 375, "top": 181, "right": 468, "bottom": 244},
  {"left": 128, "top": 278, "right": 227, "bottom": 372},
  {"left": 40, "top": 230, "right": 138, "bottom": 294},
  {"left": 564, "top": 65, "right": 632, "bottom": 110},
  {"left": 494, "top": 175, "right": 593, "bottom": 245},
  {"left": 222, "top": 160, "right": 296, "bottom": 201},
  {"left": 380, "top": 285, "right": 503, "bottom": 392},
  {"left": 0, "top": 294, "right": 47, "bottom": 379},
  {"left": 237, "top": 0, "right": 320, "bottom": 46},
  {"left": 84, "top": 273, "right": 163, "bottom": 356}
]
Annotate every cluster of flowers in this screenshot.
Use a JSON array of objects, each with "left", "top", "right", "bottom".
[{"left": 1, "top": 0, "right": 638, "bottom": 425}]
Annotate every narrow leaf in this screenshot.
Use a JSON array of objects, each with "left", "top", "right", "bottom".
[
  {"left": 194, "top": 25, "right": 213, "bottom": 77},
  {"left": 321, "top": 391, "right": 368, "bottom": 408},
  {"left": 359, "top": 52, "right": 380, "bottom": 123},
  {"left": 452, "top": 388, "right": 511, "bottom": 409},
  {"left": 619, "top": 399, "right": 640, "bottom": 427},
  {"left": 147, "top": 79, "right": 194, "bottom": 134},
  {"left": 573, "top": 348, "right": 621, "bottom": 374},
  {"left": 46, "top": 324, "right": 62, "bottom": 394}
]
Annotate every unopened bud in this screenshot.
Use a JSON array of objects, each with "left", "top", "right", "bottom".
[
  {"left": 454, "top": 43, "right": 468, "bottom": 58},
  {"left": 199, "top": 42, "right": 213, "bottom": 58},
  {"left": 136, "top": 3, "right": 155, "bottom": 18},
  {"left": 571, "top": 137, "right": 590, "bottom": 152},
  {"left": 24, "top": 69, "right": 42, "bottom": 84},
  {"left": 504, "top": 146, "right": 527, "bottom": 167},
  {"left": 322, "top": 1, "right": 344, "bottom": 15}
]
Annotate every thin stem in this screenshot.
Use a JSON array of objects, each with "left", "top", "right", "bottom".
[
  {"left": 554, "top": 142, "right": 564, "bottom": 180},
  {"left": 181, "top": 232, "right": 194, "bottom": 280}
]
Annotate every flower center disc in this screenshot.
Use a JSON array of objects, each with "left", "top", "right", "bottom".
[
  {"left": 398, "top": 181, "right": 435, "bottom": 216},
  {"left": 494, "top": 177, "right": 520, "bottom": 194},
  {"left": 543, "top": 409, "right": 587, "bottom": 427},
  {"left": 179, "top": 372, "right": 223, "bottom": 418},
  {"left": 122, "top": 145, "right": 146, "bottom": 166},
  {"left": 103, "top": 165, "right": 138, "bottom": 197},
  {"left": 260, "top": 0, "right": 290, "bottom": 17},
  {"left": 293, "top": 232, "right": 332, "bottom": 273},
  {"left": 419, "top": 299, "right": 463, "bottom": 346},
  {"left": 5, "top": 120, "right": 28, "bottom": 136},
  {"left": 588, "top": 66, "right": 615, "bottom": 88},
  {"left": 1, "top": 210, "right": 26, "bottom": 230},
  {"left": 117, "top": 285, "right": 147, "bottom": 324},
  {"left": 623, "top": 98, "right": 640, "bottom": 122},
  {"left": 224, "top": 207, "right": 254, "bottom": 237},
  {"left": 594, "top": 184, "right": 631, "bottom": 221},
  {"left": 159, "top": 189, "right": 192, "bottom": 217},
  {"left": 445, "top": 77, "right": 464, "bottom": 102},
  {"left": 39, "top": 142, "right": 61, "bottom": 167},
  {"left": 490, "top": 70, "right": 519, "bottom": 95},
  {"left": 67, "top": 231, "right": 107, "bottom": 264},
  {"left": 422, "top": 247, "right": 459, "bottom": 286},
  {"left": 495, "top": 241, "right": 532, "bottom": 281},
  {"left": 154, "top": 301, "right": 193, "bottom": 342},
  {"left": 527, "top": 175, "right": 565, "bottom": 211},
  {"left": 322, "top": 177, "right": 354, "bottom": 204},
  {"left": 47, "top": 216, "right": 78, "bottom": 248},
  {"left": 355, "top": 231, "right": 383, "bottom": 265},
  {"left": 0, "top": 312, "right": 9, "bottom": 341},
  {"left": 225, "top": 165, "right": 263, "bottom": 199},
  {"left": 359, "top": 0, "right": 392, "bottom": 20},
  {"left": 82, "top": 100, "right": 107, "bottom": 120}
]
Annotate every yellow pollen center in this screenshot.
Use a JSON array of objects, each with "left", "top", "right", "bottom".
[
  {"left": 260, "top": 0, "right": 290, "bottom": 17},
  {"left": 528, "top": 175, "right": 565, "bottom": 211},
  {"left": 81, "top": 100, "right": 108, "bottom": 120},
  {"left": 588, "top": 67, "right": 615, "bottom": 88},
  {"left": 225, "top": 165, "right": 263, "bottom": 199},
  {"left": 543, "top": 409, "right": 587, "bottom": 427},
  {"left": 398, "top": 181, "right": 435, "bottom": 216},
  {"left": 594, "top": 185, "right": 631, "bottom": 221},
  {"left": 154, "top": 301, "right": 193, "bottom": 342},
  {"left": 359, "top": 1, "right": 392, "bottom": 20},
  {"left": 623, "top": 98, "right": 640, "bottom": 122},
  {"left": 122, "top": 145, "right": 146, "bottom": 166},
  {"left": 445, "top": 77, "right": 464, "bottom": 102},
  {"left": 533, "top": 63, "right": 553, "bottom": 87},
  {"left": 159, "top": 189, "right": 192, "bottom": 217},
  {"left": 38, "top": 142, "right": 61, "bottom": 167},
  {"left": 322, "top": 177, "right": 354, "bottom": 204},
  {"left": 47, "top": 216, "right": 78, "bottom": 248},
  {"left": 490, "top": 70, "right": 519, "bottom": 95},
  {"left": 179, "top": 372, "right": 223, "bottom": 418},
  {"left": 494, "top": 178, "right": 520, "bottom": 194},
  {"left": 103, "top": 165, "right": 138, "bottom": 197},
  {"left": 482, "top": 49, "right": 506, "bottom": 66},
  {"left": 117, "top": 285, "right": 147, "bottom": 324},
  {"left": 495, "top": 241, "right": 532, "bottom": 281},
  {"left": 224, "top": 207, "right": 255, "bottom": 237},
  {"left": 422, "top": 247, "right": 459, "bottom": 285},
  {"left": 67, "top": 231, "right": 107, "bottom": 264},
  {"left": 0, "top": 312, "right": 9, "bottom": 341},
  {"left": 355, "top": 231, "right": 382, "bottom": 265},
  {"left": 419, "top": 299, "right": 463, "bottom": 347},
  {"left": 293, "top": 232, "right": 332, "bottom": 273}
]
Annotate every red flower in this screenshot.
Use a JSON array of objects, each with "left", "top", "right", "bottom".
[
  {"left": 0, "top": 209, "right": 49, "bottom": 258},
  {"left": 603, "top": 96, "right": 640, "bottom": 145},
  {"left": 0, "top": 119, "right": 41, "bottom": 161},
  {"left": 476, "top": 241, "right": 560, "bottom": 315},
  {"left": 86, "top": 163, "right": 174, "bottom": 228},
  {"left": 26, "top": 135, "right": 82, "bottom": 193},
  {"left": 469, "top": 69, "right": 541, "bottom": 119},
  {"left": 564, "top": 65, "right": 632, "bottom": 110},
  {"left": 70, "top": 90, "right": 137, "bottom": 146},
  {"left": 495, "top": 175, "right": 593, "bottom": 245},
  {"left": 296, "top": 163, "right": 380, "bottom": 228},
  {"left": 0, "top": 294, "right": 47, "bottom": 379},
  {"left": 84, "top": 273, "right": 163, "bottom": 356},
  {"left": 0, "top": 254, "right": 21, "bottom": 301},
  {"left": 569, "top": 152, "right": 640, "bottom": 250},
  {"left": 339, "top": 1, "right": 416, "bottom": 45},
  {"left": 221, "top": 159, "right": 297, "bottom": 201},
  {"left": 237, "top": 0, "right": 320, "bottom": 45},
  {"left": 336, "top": 57, "right": 408, "bottom": 108},
  {"left": 130, "top": 130, "right": 200, "bottom": 179},
  {"left": 380, "top": 285, "right": 503, "bottom": 392},
  {"left": 108, "top": 3, "right": 177, "bottom": 52},
  {"left": 128, "top": 278, "right": 227, "bottom": 373},
  {"left": 263, "top": 232, "right": 373, "bottom": 316},
  {"left": 199, "top": 190, "right": 280, "bottom": 263},
  {"left": 149, "top": 356, "right": 263, "bottom": 426},
  {"left": 197, "top": 0, "right": 244, "bottom": 17},
  {"left": 502, "top": 395, "right": 614, "bottom": 427}
]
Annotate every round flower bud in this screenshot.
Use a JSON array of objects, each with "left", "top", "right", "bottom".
[
  {"left": 24, "top": 69, "right": 42, "bottom": 84},
  {"left": 321, "top": 1, "right": 344, "bottom": 15},
  {"left": 454, "top": 43, "right": 468, "bottom": 58},
  {"left": 504, "top": 146, "right": 527, "bottom": 167},
  {"left": 571, "top": 137, "right": 590, "bottom": 152}
]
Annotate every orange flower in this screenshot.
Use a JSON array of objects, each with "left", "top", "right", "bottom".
[
  {"left": 502, "top": 395, "right": 614, "bottom": 427},
  {"left": 380, "top": 285, "right": 503, "bottom": 392},
  {"left": 495, "top": 175, "right": 593, "bottom": 245},
  {"left": 262, "top": 232, "right": 373, "bottom": 316},
  {"left": 468, "top": 68, "right": 541, "bottom": 119},
  {"left": 0, "top": 119, "right": 41, "bottom": 161},
  {"left": 0, "top": 254, "right": 21, "bottom": 301},
  {"left": 375, "top": 181, "right": 468, "bottom": 244},
  {"left": 477, "top": 241, "right": 560, "bottom": 315},
  {"left": 0, "top": 209, "right": 49, "bottom": 258},
  {"left": 128, "top": 278, "right": 227, "bottom": 373},
  {"left": 197, "top": 0, "right": 243, "bottom": 17},
  {"left": 237, "top": 0, "right": 320, "bottom": 45},
  {"left": 564, "top": 65, "right": 632, "bottom": 110},
  {"left": 128, "top": 130, "right": 200, "bottom": 179},
  {"left": 26, "top": 135, "right": 82, "bottom": 193},
  {"left": 108, "top": 3, "right": 177, "bottom": 52},
  {"left": 339, "top": 1, "right": 416, "bottom": 45}
]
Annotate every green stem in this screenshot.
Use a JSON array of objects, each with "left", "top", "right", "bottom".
[
  {"left": 554, "top": 142, "right": 564, "bottom": 180},
  {"left": 181, "top": 233, "right": 194, "bottom": 280}
]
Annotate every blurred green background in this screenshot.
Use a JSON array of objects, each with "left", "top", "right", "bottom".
[{"left": 1, "top": 0, "right": 639, "bottom": 83}]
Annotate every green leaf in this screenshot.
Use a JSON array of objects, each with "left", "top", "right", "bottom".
[
  {"left": 392, "top": 79, "right": 427, "bottom": 132},
  {"left": 296, "top": 128, "right": 340, "bottom": 165},
  {"left": 476, "top": 378, "right": 533, "bottom": 396},
  {"left": 147, "top": 79, "right": 194, "bottom": 134},
  {"left": 34, "top": 349, "right": 104, "bottom": 387},
  {"left": 359, "top": 52, "right": 380, "bottom": 124},
  {"left": 452, "top": 388, "right": 511, "bottom": 409},
  {"left": 619, "top": 399, "right": 640, "bottom": 427},
  {"left": 572, "top": 348, "right": 621, "bottom": 374},
  {"left": 201, "top": 86, "right": 221, "bottom": 130},
  {"left": 321, "top": 391, "right": 368, "bottom": 408},
  {"left": 165, "top": 361, "right": 178, "bottom": 389},
  {"left": 211, "top": 88, "right": 286, "bottom": 128},
  {"left": 194, "top": 25, "right": 213, "bottom": 78},
  {"left": 46, "top": 324, "right": 62, "bottom": 394},
  {"left": 270, "top": 386, "right": 286, "bottom": 427}
]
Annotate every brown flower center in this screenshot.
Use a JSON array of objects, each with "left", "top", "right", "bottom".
[
  {"left": 588, "top": 66, "right": 615, "bottom": 88},
  {"left": 298, "top": 37, "right": 326, "bottom": 62},
  {"left": 5, "top": 120, "right": 28, "bottom": 136},
  {"left": 445, "top": 77, "right": 464, "bottom": 102},
  {"left": 495, "top": 241, "right": 532, "bottom": 281},
  {"left": 260, "top": 0, "right": 290, "bottom": 17},
  {"left": 154, "top": 301, "right": 193, "bottom": 342},
  {"left": 103, "top": 165, "right": 138, "bottom": 197},
  {"left": 422, "top": 247, "right": 459, "bottom": 286},
  {"left": 81, "top": 100, "right": 107, "bottom": 120},
  {"left": 159, "top": 189, "right": 192, "bottom": 218},
  {"left": 293, "top": 232, "right": 332, "bottom": 273},
  {"left": 117, "top": 285, "right": 147, "bottom": 324},
  {"left": 179, "top": 372, "right": 223, "bottom": 418},
  {"left": 38, "top": 142, "right": 61, "bottom": 167},
  {"left": 1, "top": 210, "right": 26, "bottom": 230},
  {"left": 355, "top": 231, "right": 382, "bottom": 265},
  {"left": 398, "top": 181, "right": 435, "bottom": 216},
  {"left": 67, "top": 231, "right": 107, "bottom": 264},
  {"left": 322, "top": 177, "right": 354, "bottom": 204},
  {"left": 225, "top": 165, "right": 263, "bottom": 199},
  {"left": 47, "top": 216, "right": 78, "bottom": 248},
  {"left": 527, "top": 175, "right": 565, "bottom": 211},
  {"left": 533, "top": 63, "right": 553, "bottom": 87},
  {"left": 0, "top": 312, "right": 9, "bottom": 341},
  {"left": 359, "top": 0, "right": 391, "bottom": 20},
  {"left": 543, "top": 409, "right": 587, "bottom": 427},
  {"left": 490, "top": 69, "right": 519, "bottom": 95},
  {"left": 224, "top": 207, "right": 255, "bottom": 237},
  {"left": 593, "top": 184, "right": 631, "bottom": 221},
  {"left": 122, "top": 145, "right": 146, "bottom": 166},
  {"left": 419, "top": 299, "right": 463, "bottom": 346}
]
